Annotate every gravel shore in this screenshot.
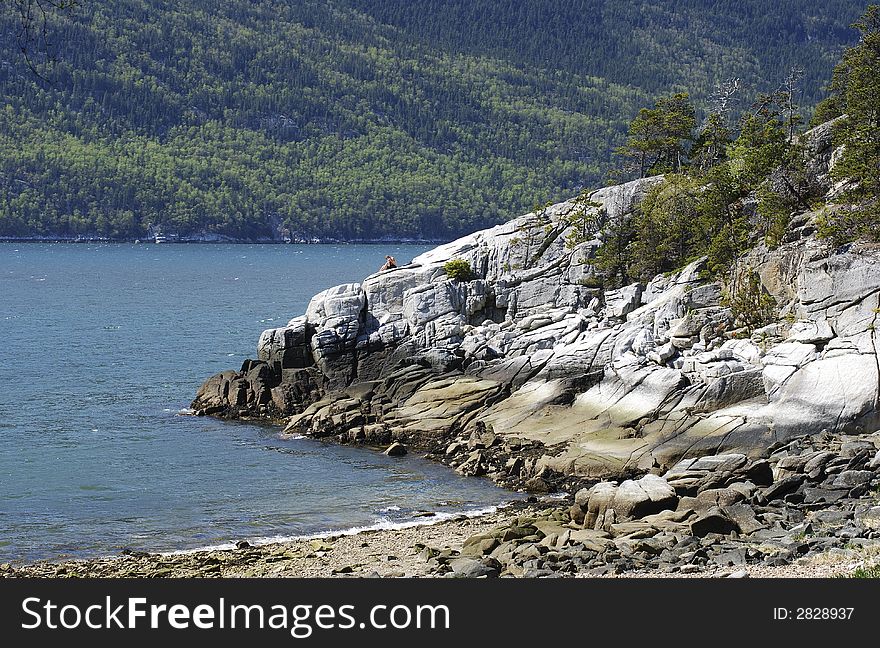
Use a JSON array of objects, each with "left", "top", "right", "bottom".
[
  {"left": 3, "top": 500, "right": 877, "bottom": 579},
  {"left": 1, "top": 507, "right": 520, "bottom": 579}
]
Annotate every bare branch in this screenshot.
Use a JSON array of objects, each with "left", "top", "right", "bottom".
[
  {"left": 5, "top": 0, "right": 78, "bottom": 79},
  {"left": 708, "top": 77, "right": 740, "bottom": 122}
]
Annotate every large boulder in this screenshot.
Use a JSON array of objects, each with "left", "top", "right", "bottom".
[
  {"left": 604, "top": 284, "right": 642, "bottom": 319},
  {"left": 191, "top": 360, "right": 278, "bottom": 417},
  {"left": 257, "top": 316, "right": 313, "bottom": 377},
  {"left": 580, "top": 474, "right": 677, "bottom": 530},
  {"left": 306, "top": 283, "right": 365, "bottom": 355},
  {"left": 768, "top": 352, "right": 879, "bottom": 436},
  {"left": 798, "top": 249, "right": 880, "bottom": 318}
]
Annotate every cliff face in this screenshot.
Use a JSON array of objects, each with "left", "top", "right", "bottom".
[{"left": 193, "top": 124, "right": 880, "bottom": 490}]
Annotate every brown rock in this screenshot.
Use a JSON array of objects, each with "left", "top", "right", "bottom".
[{"left": 384, "top": 442, "right": 407, "bottom": 456}]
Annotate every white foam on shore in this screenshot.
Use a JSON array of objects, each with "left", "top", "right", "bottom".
[{"left": 162, "top": 504, "right": 506, "bottom": 557}]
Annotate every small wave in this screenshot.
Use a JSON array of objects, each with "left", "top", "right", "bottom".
[
  {"left": 164, "top": 541, "right": 238, "bottom": 555},
  {"left": 160, "top": 505, "right": 505, "bottom": 557},
  {"left": 248, "top": 506, "right": 502, "bottom": 546},
  {"left": 379, "top": 505, "right": 401, "bottom": 513},
  {"left": 177, "top": 408, "right": 195, "bottom": 416}
]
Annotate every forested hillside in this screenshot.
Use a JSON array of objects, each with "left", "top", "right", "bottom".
[
  {"left": 0, "top": 0, "right": 867, "bottom": 241},
  {"left": 344, "top": 0, "right": 857, "bottom": 107}
]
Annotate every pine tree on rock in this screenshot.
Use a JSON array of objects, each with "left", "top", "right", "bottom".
[
  {"left": 825, "top": 4, "right": 880, "bottom": 242},
  {"left": 616, "top": 92, "right": 696, "bottom": 178}
]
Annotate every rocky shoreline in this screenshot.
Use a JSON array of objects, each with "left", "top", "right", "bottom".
[
  {"left": 193, "top": 123, "right": 878, "bottom": 492},
  {"left": 78, "top": 118, "right": 874, "bottom": 580},
  {"left": 437, "top": 428, "right": 880, "bottom": 578},
  {"left": 6, "top": 422, "right": 880, "bottom": 578}
]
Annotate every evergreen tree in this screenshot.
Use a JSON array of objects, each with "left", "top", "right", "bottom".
[
  {"left": 728, "top": 95, "right": 790, "bottom": 185},
  {"left": 825, "top": 4, "right": 880, "bottom": 242},
  {"left": 692, "top": 111, "right": 733, "bottom": 174},
  {"left": 563, "top": 189, "right": 603, "bottom": 250},
  {"left": 724, "top": 268, "right": 777, "bottom": 334},
  {"left": 629, "top": 175, "right": 701, "bottom": 281},
  {"left": 615, "top": 92, "right": 696, "bottom": 178},
  {"left": 593, "top": 194, "right": 636, "bottom": 288}
]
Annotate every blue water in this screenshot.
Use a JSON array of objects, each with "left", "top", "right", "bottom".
[{"left": 0, "top": 243, "right": 515, "bottom": 563}]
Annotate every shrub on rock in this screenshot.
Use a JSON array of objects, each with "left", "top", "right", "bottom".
[{"left": 443, "top": 259, "right": 473, "bottom": 281}]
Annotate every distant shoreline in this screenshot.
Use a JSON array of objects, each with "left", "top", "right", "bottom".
[{"left": 0, "top": 237, "right": 448, "bottom": 245}]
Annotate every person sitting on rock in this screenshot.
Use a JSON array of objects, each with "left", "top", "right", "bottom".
[{"left": 379, "top": 255, "right": 397, "bottom": 271}]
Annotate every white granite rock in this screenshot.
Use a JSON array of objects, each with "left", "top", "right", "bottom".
[{"left": 239, "top": 169, "right": 880, "bottom": 480}]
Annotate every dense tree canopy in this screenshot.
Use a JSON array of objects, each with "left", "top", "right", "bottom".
[
  {"left": 572, "top": 5, "right": 880, "bottom": 314},
  {"left": 0, "top": 0, "right": 868, "bottom": 240},
  {"left": 819, "top": 5, "right": 880, "bottom": 242}
]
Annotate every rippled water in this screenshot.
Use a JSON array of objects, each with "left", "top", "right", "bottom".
[{"left": 0, "top": 243, "right": 516, "bottom": 562}]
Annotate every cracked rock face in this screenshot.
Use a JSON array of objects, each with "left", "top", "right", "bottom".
[{"left": 192, "top": 172, "right": 880, "bottom": 484}]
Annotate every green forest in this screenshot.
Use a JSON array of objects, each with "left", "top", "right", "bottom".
[
  {"left": 0, "top": 0, "right": 869, "bottom": 241},
  {"left": 564, "top": 3, "right": 880, "bottom": 331}
]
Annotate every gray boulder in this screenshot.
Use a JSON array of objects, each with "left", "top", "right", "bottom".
[
  {"left": 604, "top": 284, "right": 642, "bottom": 319},
  {"left": 689, "top": 507, "right": 738, "bottom": 537},
  {"left": 448, "top": 557, "right": 498, "bottom": 578},
  {"left": 582, "top": 474, "right": 677, "bottom": 529},
  {"left": 384, "top": 442, "right": 407, "bottom": 457}
]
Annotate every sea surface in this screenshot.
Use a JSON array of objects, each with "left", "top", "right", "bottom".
[{"left": 0, "top": 243, "right": 517, "bottom": 563}]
